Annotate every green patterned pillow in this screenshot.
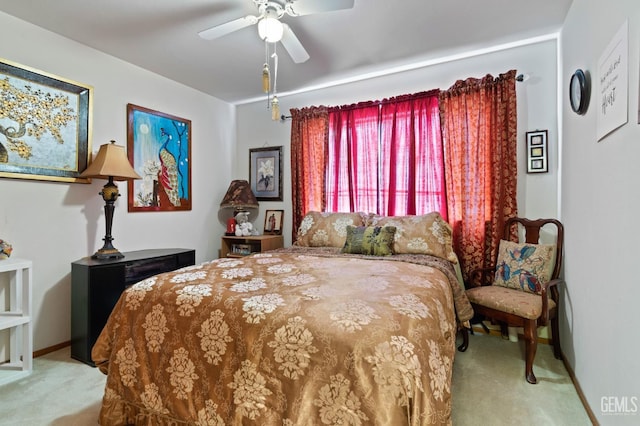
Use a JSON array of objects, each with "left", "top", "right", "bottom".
[
  {"left": 493, "top": 239, "right": 556, "bottom": 294},
  {"left": 342, "top": 226, "right": 397, "bottom": 256},
  {"left": 367, "top": 212, "right": 457, "bottom": 263}
]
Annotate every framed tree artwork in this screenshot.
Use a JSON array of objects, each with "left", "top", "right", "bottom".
[
  {"left": 126, "top": 103, "right": 192, "bottom": 211},
  {"left": 249, "top": 146, "right": 283, "bottom": 201},
  {"left": 0, "top": 58, "right": 92, "bottom": 183}
]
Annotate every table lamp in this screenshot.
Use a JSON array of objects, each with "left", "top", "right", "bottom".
[
  {"left": 219, "top": 180, "right": 259, "bottom": 235},
  {"left": 80, "top": 140, "right": 141, "bottom": 259}
]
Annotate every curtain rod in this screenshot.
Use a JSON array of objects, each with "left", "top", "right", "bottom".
[{"left": 281, "top": 74, "right": 525, "bottom": 122}]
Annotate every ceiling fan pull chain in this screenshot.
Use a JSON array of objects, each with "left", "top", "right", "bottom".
[
  {"left": 272, "top": 44, "right": 278, "bottom": 95},
  {"left": 271, "top": 44, "right": 280, "bottom": 120},
  {"left": 262, "top": 40, "right": 270, "bottom": 93}
]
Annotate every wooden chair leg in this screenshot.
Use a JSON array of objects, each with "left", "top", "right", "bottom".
[
  {"left": 500, "top": 322, "right": 509, "bottom": 340},
  {"left": 458, "top": 327, "right": 469, "bottom": 352},
  {"left": 524, "top": 320, "right": 538, "bottom": 384},
  {"left": 551, "top": 314, "right": 562, "bottom": 360}
]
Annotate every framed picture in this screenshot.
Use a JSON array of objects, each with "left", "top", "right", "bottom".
[
  {"left": 264, "top": 209, "right": 284, "bottom": 235},
  {"left": 126, "top": 103, "right": 192, "bottom": 212},
  {"left": 250, "top": 146, "right": 283, "bottom": 201},
  {"left": 0, "top": 58, "right": 92, "bottom": 183},
  {"left": 526, "top": 130, "right": 548, "bottom": 173}
]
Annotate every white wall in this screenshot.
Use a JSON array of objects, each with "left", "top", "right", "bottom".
[
  {"left": 561, "top": 1, "right": 640, "bottom": 423},
  {"left": 3, "top": 4, "right": 629, "bottom": 422},
  {"left": 236, "top": 38, "right": 561, "bottom": 247},
  {"left": 0, "top": 12, "right": 235, "bottom": 352}
]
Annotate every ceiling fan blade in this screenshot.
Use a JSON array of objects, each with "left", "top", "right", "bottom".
[
  {"left": 280, "top": 23, "right": 310, "bottom": 64},
  {"left": 285, "top": 0, "right": 354, "bottom": 16},
  {"left": 198, "top": 15, "right": 259, "bottom": 40}
]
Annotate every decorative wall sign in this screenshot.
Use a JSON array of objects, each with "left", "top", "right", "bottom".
[
  {"left": 597, "top": 20, "right": 628, "bottom": 141},
  {"left": 127, "top": 104, "right": 192, "bottom": 212},
  {"left": 526, "top": 130, "right": 548, "bottom": 174},
  {"left": 250, "top": 146, "right": 283, "bottom": 201},
  {"left": 0, "top": 58, "right": 92, "bottom": 183}
]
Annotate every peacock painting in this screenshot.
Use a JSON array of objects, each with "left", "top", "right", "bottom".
[{"left": 127, "top": 104, "right": 192, "bottom": 211}]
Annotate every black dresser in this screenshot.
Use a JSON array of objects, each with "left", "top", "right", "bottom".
[{"left": 71, "top": 248, "right": 196, "bottom": 366}]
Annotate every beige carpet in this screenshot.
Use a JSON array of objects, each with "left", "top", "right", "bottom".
[
  {"left": 0, "top": 333, "right": 591, "bottom": 425},
  {"left": 452, "top": 333, "right": 592, "bottom": 425}
]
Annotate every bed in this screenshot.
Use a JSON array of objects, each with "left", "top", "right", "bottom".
[{"left": 92, "top": 211, "right": 473, "bottom": 425}]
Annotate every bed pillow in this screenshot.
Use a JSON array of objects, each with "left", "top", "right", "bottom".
[
  {"left": 367, "top": 212, "right": 458, "bottom": 263},
  {"left": 342, "top": 225, "right": 397, "bottom": 256},
  {"left": 493, "top": 239, "right": 556, "bottom": 294},
  {"left": 295, "top": 211, "right": 367, "bottom": 247}
]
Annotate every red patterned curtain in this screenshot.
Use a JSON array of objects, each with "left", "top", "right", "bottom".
[
  {"left": 439, "top": 70, "right": 518, "bottom": 281},
  {"left": 289, "top": 106, "right": 329, "bottom": 241}
]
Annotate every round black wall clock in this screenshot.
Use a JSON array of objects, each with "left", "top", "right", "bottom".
[{"left": 569, "top": 69, "right": 589, "bottom": 115}]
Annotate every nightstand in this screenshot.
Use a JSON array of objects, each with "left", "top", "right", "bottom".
[{"left": 221, "top": 235, "right": 283, "bottom": 258}]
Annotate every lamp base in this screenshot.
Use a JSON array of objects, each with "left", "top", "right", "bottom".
[
  {"left": 92, "top": 177, "right": 124, "bottom": 260},
  {"left": 92, "top": 247, "right": 124, "bottom": 260}
]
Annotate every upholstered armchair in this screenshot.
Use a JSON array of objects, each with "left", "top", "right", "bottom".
[{"left": 459, "top": 217, "right": 564, "bottom": 384}]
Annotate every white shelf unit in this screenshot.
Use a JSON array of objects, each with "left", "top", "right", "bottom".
[{"left": 0, "top": 258, "right": 32, "bottom": 385}]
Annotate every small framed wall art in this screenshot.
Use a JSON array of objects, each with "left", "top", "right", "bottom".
[
  {"left": 249, "top": 146, "right": 283, "bottom": 201},
  {"left": 526, "top": 130, "right": 548, "bottom": 174},
  {"left": 264, "top": 209, "right": 284, "bottom": 235}
]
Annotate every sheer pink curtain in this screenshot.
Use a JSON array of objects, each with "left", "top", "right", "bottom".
[
  {"left": 326, "top": 90, "right": 446, "bottom": 218},
  {"left": 326, "top": 102, "right": 380, "bottom": 213},
  {"left": 379, "top": 91, "right": 446, "bottom": 218}
]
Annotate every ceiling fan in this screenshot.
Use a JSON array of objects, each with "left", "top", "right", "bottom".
[{"left": 198, "top": 0, "right": 355, "bottom": 63}]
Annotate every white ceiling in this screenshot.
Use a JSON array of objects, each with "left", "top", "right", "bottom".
[{"left": 0, "top": 0, "right": 573, "bottom": 105}]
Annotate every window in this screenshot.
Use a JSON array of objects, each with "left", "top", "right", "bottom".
[
  {"left": 325, "top": 91, "right": 447, "bottom": 219},
  {"left": 290, "top": 70, "right": 518, "bottom": 281}
]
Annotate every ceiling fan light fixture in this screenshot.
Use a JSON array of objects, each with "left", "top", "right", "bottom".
[{"left": 258, "top": 16, "right": 284, "bottom": 42}]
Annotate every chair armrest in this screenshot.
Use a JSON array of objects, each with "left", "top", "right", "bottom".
[
  {"left": 539, "top": 278, "right": 564, "bottom": 323},
  {"left": 467, "top": 266, "right": 496, "bottom": 288}
]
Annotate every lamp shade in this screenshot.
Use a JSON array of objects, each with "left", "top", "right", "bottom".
[
  {"left": 80, "top": 140, "right": 141, "bottom": 181},
  {"left": 220, "top": 180, "right": 259, "bottom": 210}
]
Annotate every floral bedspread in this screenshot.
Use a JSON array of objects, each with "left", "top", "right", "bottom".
[{"left": 92, "top": 247, "right": 473, "bottom": 425}]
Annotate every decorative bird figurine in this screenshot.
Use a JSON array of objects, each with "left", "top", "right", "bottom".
[{"left": 0, "top": 239, "right": 12, "bottom": 259}]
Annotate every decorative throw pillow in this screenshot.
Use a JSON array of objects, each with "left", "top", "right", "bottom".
[
  {"left": 493, "top": 239, "right": 556, "bottom": 294},
  {"left": 342, "top": 226, "right": 397, "bottom": 256},
  {"left": 295, "top": 211, "right": 367, "bottom": 247},
  {"left": 367, "top": 212, "right": 458, "bottom": 263}
]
